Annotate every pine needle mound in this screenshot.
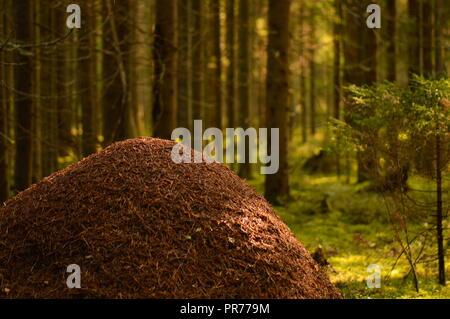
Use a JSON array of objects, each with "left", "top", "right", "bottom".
[{"left": 0, "top": 138, "right": 341, "bottom": 299}]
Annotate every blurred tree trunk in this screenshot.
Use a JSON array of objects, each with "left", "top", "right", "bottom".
[
  {"left": 238, "top": 0, "right": 252, "bottom": 179},
  {"left": 343, "top": 0, "right": 377, "bottom": 183},
  {"left": 225, "top": 0, "right": 236, "bottom": 171},
  {"left": 14, "top": 0, "right": 33, "bottom": 192},
  {"left": 57, "top": 1, "right": 75, "bottom": 156},
  {"left": 360, "top": 0, "right": 377, "bottom": 85},
  {"left": 5, "top": 0, "right": 14, "bottom": 189},
  {"left": 435, "top": 133, "right": 445, "bottom": 285},
  {"left": 207, "top": 0, "right": 222, "bottom": 129},
  {"left": 309, "top": 7, "right": 316, "bottom": 136},
  {"left": 81, "top": 1, "right": 99, "bottom": 156},
  {"left": 50, "top": 7, "right": 59, "bottom": 170},
  {"left": 343, "top": 0, "right": 361, "bottom": 86},
  {"left": 226, "top": 0, "right": 236, "bottom": 129},
  {"left": 41, "top": 5, "right": 58, "bottom": 177},
  {"left": 408, "top": 0, "right": 421, "bottom": 78},
  {"left": 130, "top": 0, "right": 152, "bottom": 136},
  {"left": 333, "top": 0, "right": 342, "bottom": 179},
  {"left": 191, "top": 0, "right": 204, "bottom": 123},
  {"left": 434, "top": 0, "right": 446, "bottom": 285},
  {"left": 31, "top": 0, "right": 42, "bottom": 183},
  {"left": 299, "top": 2, "right": 307, "bottom": 143},
  {"left": 434, "top": 0, "right": 445, "bottom": 78},
  {"left": 357, "top": 0, "right": 377, "bottom": 183},
  {"left": 252, "top": 0, "right": 265, "bottom": 131},
  {"left": 0, "top": 4, "right": 9, "bottom": 201},
  {"left": 153, "top": 0, "right": 178, "bottom": 139},
  {"left": 103, "top": 0, "right": 130, "bottom": 145},
  {"left": 422, "top": 0, "right": 432, "bottom": 78},
  {"left": 59, "top": 0, "right": 78, "bottom": 157},
  {"left": 383, "top": 0, "right": 409, "bottom": 192},
  {"left": 265, "top": 0, "right": 290, "bottom": 205},
  {"left": 333, "top": 0, "right": 342, "bottom": 118},
  {"left": 385, "top": 0, "right": 396, "bottom": 82},
  {"left": 178, "top": 0, "right": 192, "bottom": 131},
  {"left": 128, "top": 0, "right": 142, "bottom": 138}
]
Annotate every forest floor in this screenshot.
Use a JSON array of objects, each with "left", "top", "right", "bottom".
[
  {"left": 246, "top": 129, "right": 449, "bottom": 299},
  {"left": 250, "top": 172, "right": 450, "bottom": 299}
]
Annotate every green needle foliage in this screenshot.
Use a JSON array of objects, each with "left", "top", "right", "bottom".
[{"left": 330, "top": 76, "right": 450, "bottom": 288}]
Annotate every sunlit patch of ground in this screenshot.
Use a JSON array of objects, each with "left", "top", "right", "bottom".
[{"left": 251, "top": 172, "right": 449, "bottom": 299}]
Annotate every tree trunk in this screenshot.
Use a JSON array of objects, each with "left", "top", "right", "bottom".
[
  {"left": 40, "top": 4, "right": 58, "bottom": 177},
  {"left": 178, "top": 0, "right": 192, "bottom": 131},
  {"left": 385, "top": 0, "right": 396, "bottom": 82},
  {"left": 152, "top": 0, "right": 178, "bottom": 139},
  {"left": 309, "top": 7, "right": 316, "bottom": 136},
  {"left": 435, "top": 133, "right": 446, "bottom": 285},
  {"left": 31, "top": 0, "right": 42, "bottom": 183},
  {"left": 209, "top": 0, "right": 222, "bottom": 129},
  {"left": 103, "top": 0, "right": 130, "bottom": 145},
  {"left": 333, "top": 0, "right": 342, "bottom": 178},
  {"left": 343, "top": 0, "right": 378, "bottom": 183},
  {"left": 343, "top": 0, "right": 361, "bottom": 87},
  {"left": 422, "top": 0, "right": 432, "bottom": 78},
  {"left": 434, "top": 0, "right": 445, "bottom": 78},
  {"left": 0, "top": 4, "right": 9, "bottom": 201},
  {"left": 383, "top": 0, "right": 409, "bottom": 191},
  {"left": 408, "top": 0, "right": 421, "bottom": 78},
  {"left": 238, "top": 0, "right": 252, "bottom": 179},
  {"left": 57, "top": 1, "right": 75, "bottom": 156},
  {"left": 226, "top": 0, "right": 236, "bottom": 130},
  {"left": 14, "top": 0, "right": 33, "bottom": 192},
  {"left": 191, "top": 0, "right": 204, "bottom": 124},
  {"left": 360, "top": 0, "right": 377, "bottom": 85},
  {"left": 333, "top": 0, "right": 342, "bottom": 118},
  {"left": 81, "top": 1, "right": 99, "bottom": 156},
  {"left": 299, "top": 2, "right": 307, "bottom": 143},
  {"left": 265, "top": 0, "right": 291, "bottom": 205}
]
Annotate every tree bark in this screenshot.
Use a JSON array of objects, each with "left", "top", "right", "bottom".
[
  {"left": 152, "top": 0, "right": 178, "bottom": 139},
  {"left": 81, "top": 1, "right": 99, "bottom": 156},
  {"left": 265, "top": 0, "right": 291, "bottom": 205},
  {"left": 422, "top": 0, "right": 432, "bottom": 78},
  {"left": 57, "top": 1, "right": 75, "bottom": 156},
  {"left": 343, "top": 0, "right": 377, "bottom": 183},
  {"left": 434, "top": 0, "right": 445, "bottom": 78},
  {"left": 40, "top": 4, "right": 58, "bottom": 177},
  {"left": 408, "top": 0, "right": 421, "bottom": 78},
  {"left": 178, "top": 0, "right": 192, "bottom": 130},
  {"left": 191, "top": 0, "right": 204, "bottom": 123},
  {"left": 385, "top": 0, "right": 396, "bottom": 82},
  {"left": 13, "top": 0, "right": 33, "bottom": 192},
  {"left": 209, "top": 0, "right": 222, "bottom": 129},
  {"left": 435, "top": 133, "right": 446, "bottom": 285},
  {"left": 226, "top": 0, "right": 236, "bottom": 129},
  {"left": 103, "top": 0, "right": 130, "bottom": 145},
  {"left": 238, "top": 0, "right": 252, "bottom": 179},
  {"left": 299, "top": 2, "right": 307, "bottom": 143},
  {"left": 0, "top": 2, "right": 9, "bottom": 201},
  {"left": 309, "top": 7, "right": 316, "bottom": 136},
  {"left": 333, "top": 0, "right": 342, "bottom": 118}
]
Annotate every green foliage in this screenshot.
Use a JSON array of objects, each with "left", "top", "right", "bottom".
[
  {"left": 330, "top": 77, "right": 450, "bottom": 171},
  {"left": 407, "top": 76, "right": 450, "bottom": 136},
  {"left": 318, "top": 77, "right": 450, "bottom": 296},
  {"left": 266, "top": 176, "right": 450, "bottom": 299}
]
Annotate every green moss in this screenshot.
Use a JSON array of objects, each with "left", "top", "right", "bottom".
[{"left": 255, "top": 174, "right": 450, "bottom": 299}]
